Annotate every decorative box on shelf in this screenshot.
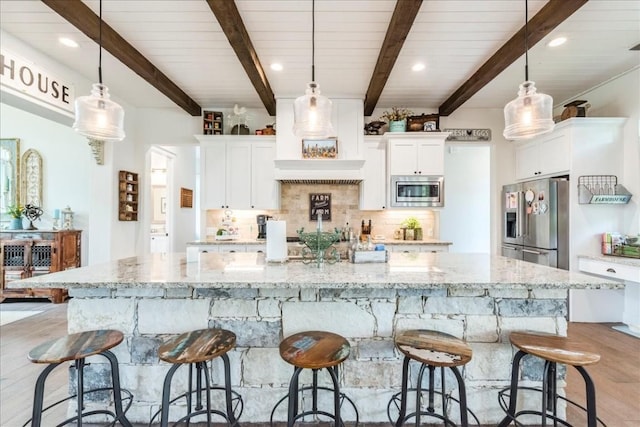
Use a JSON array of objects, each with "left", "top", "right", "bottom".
[
  {"left": 578, "top": 175, "right": 632, "bottom": 204},
  {"left": 349, "top": 249, "right": 388, "bottom": 263}
]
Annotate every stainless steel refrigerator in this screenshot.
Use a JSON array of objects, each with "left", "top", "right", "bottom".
[{"left": 501, "top": 177, "right": 569, "bottom": 270}]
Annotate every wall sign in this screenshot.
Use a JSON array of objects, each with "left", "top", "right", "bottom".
[
  {"left": 309, "top": 193, "right": 331, "bottom": 221},
  {"left": 444, "top": 128, "right": 492, "bottom": 142},
  {"left": 180, "top": 188, "right": 193, "bottom": 208},
  {"left": 0, "top": 48, "right": 75, "bottom": 114}
]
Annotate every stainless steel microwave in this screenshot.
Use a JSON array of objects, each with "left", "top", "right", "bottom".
[{"left": 390, "top": 175, "right": 444, "bottom": 207}]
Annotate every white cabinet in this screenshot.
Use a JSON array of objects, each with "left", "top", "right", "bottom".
[
  {"left": 150, "top": 235, "right": 169, "bottom": 253},
  {"left": 515, "top": 130, "right": 570, "bottom": 181},
  {"left": 386, "top": 134, "right": 446, "bottom": 176},
  {"left": 198, "top": 136, "right": 280, "bottom": 210},
  {"left": 359, "top": 137, "right": 386, "bottom": 210}
]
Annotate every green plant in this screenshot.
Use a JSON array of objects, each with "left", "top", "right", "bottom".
[
  {"left": 380, "top": 107, "right": 413, "bottom": 122},
  {"left": 6, "top": 204, "right": 23, "bottom": 219},
  {"left": 401, "top": 216, "right": 421, "bottom": 229}
]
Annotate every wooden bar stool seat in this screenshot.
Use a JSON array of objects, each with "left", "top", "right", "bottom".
[
  {"left": 270, "top": 330, "right": 359, "bottom": 427},
  {"left": 150, "top": 328, "right": 242, "bottom": 427},
  {"left": 498, "top": 331, "right": 605, "bottom": 427},
  {"left": 389, "top": 330, "right": 478, "bottom": 427},
  {"left": 25, "top": 329, "right": 133, "bottom": 427}
]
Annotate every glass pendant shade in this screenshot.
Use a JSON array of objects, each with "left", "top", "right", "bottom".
[
  {"left": 293, "top": 82, "right": 333, "bottom": 139},
  {"left": 503, "top": 80, "right": 554, "bottom": 140},
  {"left": 73, "top": 83, "right": 125, "bottom": 141}
]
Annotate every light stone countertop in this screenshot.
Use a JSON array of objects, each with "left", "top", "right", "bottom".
[
  {"left": 577, "top": 254, "right": 640, "bottom": 267},
  {"left": 8, "top": 252, "right": 621, "bottom": 291},
  {"left": 186, "top": 238, "right": 452, "bottom": 246}
]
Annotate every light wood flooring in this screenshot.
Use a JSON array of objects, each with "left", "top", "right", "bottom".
[{"left": 1, "top": 300, "right": 639, "bottom": 427}]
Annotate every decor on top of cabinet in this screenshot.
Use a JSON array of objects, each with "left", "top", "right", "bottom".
[
  {"left": 22, "top": 204, "right": 43, "bottom": 230},
  {"left": 381, "top": 107, "right": 413, "bottom": 132},
  {"left": 559, "top": 100, "right": 590, "bottom": 122},
  {"left": 61, "top": 206, "right": 75, "bottom": 229},
  {"left": 401, "top": 216, "right": 423, "bottom": 241},
  {"left": 407, "top": 113, "right": 440, "bottom": 132},
  {"left": 21, "top": 149, "right": 43, "bottom": 206},
  {"left": 203, "top": 110, "right": 223, "bottom": 135},
  {"left": 6, "top": 204, "right": 23, "bottom": 230},
  {"left": 364, "top": 121, "right": 386, "bottom": 135},
  {"left": 578, "top": 175, "right": 632, "bottom": 204}
]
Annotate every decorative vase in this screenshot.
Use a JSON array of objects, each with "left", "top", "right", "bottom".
[
  {"left": 9, "top": 218, "right": 23, "bottom": 230},
  {"left": 403, "top": 228, "right": 414, "bottom": 241},
  {"left": 389, "top": 120, "right": 406, "bottom": 132},
  {"left": 414, "top": 228, "right": 423, "bottom": 241}
]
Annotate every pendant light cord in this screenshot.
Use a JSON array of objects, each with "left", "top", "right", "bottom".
[
  {"left": 98, "top": 0, "right": 103, "bottom": 84},
  {"left": 311, "top": 0, "right": 315, "bottom": 82},
  {"left": 524, "top": 0, "right": 529, "bottom": 81}
]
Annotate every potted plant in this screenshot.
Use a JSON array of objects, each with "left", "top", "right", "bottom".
[
  {"left": 381, "top": 107, "right": 413, "bottom": 132},
  {"left": 401, "top": 216, "right": 423, "bottom": 241},
  {"left": 6, "top": 204, "right": 24, "bottom": 230}
]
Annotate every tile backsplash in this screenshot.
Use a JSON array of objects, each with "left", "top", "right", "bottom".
[{"left": 205, "top": 183, "right": 439, "bottom": 240}]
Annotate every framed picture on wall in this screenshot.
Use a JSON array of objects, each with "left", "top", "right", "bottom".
[
  {"left": 309, "top": 193, "right": 331, "bottom": 221},
  {"left": 302, "top": 138, "right": 338, "bottom": 159}
]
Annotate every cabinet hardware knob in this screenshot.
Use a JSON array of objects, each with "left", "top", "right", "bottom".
[{"left": 606, "top": 268, "right": 616, "bottom": 273}]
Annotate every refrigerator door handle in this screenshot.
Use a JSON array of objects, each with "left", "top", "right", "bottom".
[
  {"left": 517, "top": 191, "right": 526, "bottom": 237},
  {"left": 523, "top": 248, "right": 544, "bottom": 255},
  {"left": 501, "top": 245, "right": 520, "bottom": 251}
]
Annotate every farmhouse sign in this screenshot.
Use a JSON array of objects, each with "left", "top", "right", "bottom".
[
  {"left": 0, "top": 48, "right": 75, "bottom": 113},
  {"left": 444, "top": 128, "right": 492, "bottom": 142}
]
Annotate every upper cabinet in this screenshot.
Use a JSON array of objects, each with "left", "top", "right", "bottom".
[
  {"left": 515, "top": 130, "right": 570, "bottom": 181},
  {"left": 386, "top": 133, "right": 447, "bottom": 176},
  {"left": 360, "top": 137, "right": 386, "bottom": 210},
  {"left": 197, "top": 136, "right": 280, "bottom": 210}
]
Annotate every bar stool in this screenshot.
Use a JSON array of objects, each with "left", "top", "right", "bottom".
[
  {"left": 497, "top": 331, "right": 605, "bottom": 427},
  {"left": 25, "top": 329, "right": 133, "bottom": 427},
  {"left": 150, "top": 328, "right": 243, "bottom": 427},
  {"left": 270, "top": 330, "right": 359, "bottom": 427},
  {"left": 388, "top": 329, "right": 478, "bottom": 427}
]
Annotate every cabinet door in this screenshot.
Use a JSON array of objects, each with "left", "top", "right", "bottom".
[
  {"left": 360, "top": 139, "right": 386, "bottom": 210},
  {"left": 251, "top": 142, "right": 280, "bottom": 209},
  {"left": 58, "top": 232, "right": 80, "bottom": 270},
  {"left": 537, "top": 133, "right": 570, "bottom": 176},
  {"left": 515, "top": 141, "right": 539, "bottom": 181},
  {"left": 416, "top": 141, "right": 444, "bottom": 175},
  {"left": 389, "top": 244, "right": 421, "bottom": 253},
  {"left": 217, "top": 244, "right": 246, "bottom": 253},
  {"left": 388, "top": 141, "right": 419, "bottom": 175},
  {"left": 202, "top": 143, "right": 227, "bottom": 209},
  {"left": 226, "top": 143, "right": 252, "bottom": 209}
]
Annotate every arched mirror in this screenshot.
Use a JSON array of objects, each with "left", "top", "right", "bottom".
[
  {"left": 21, "top": 149, "right": 43, "bottom": 207},
  {"left": 0, "top": 138, "right": 20, "bottom": 221}
]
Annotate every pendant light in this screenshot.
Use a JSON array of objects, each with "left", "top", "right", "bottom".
[
  {"left": 503, "top": 0, "right": 554, "bottom": 140},
  {"left": 72, "top": 0, "right": 125, "bottom": 141},
  {"left": 292, "top": 0, "right": 334, "bottom": 139}
]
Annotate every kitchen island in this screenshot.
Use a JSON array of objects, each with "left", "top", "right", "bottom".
[{"left": 9, "top": 252, "right": 621, "bottom": 424}]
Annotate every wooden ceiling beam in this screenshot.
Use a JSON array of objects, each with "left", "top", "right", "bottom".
[
  {"left": 41, "top": 0, "right": 201, "bottom": 116},
  {"left": 438, "top": 0, "right": 589, "bottom": 117},
  {"left": 205, "top": 0, "right": 276, "bottom": 116},
  {"left": 364, "top": 0, "right": 423, "bottom": 116}
]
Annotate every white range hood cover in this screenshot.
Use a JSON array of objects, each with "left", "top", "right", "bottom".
[{"left": 274, "top": 159, "right": 365, "bottom": 184}]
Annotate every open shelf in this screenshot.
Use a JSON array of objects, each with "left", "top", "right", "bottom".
[
  {"left": 119, "top": 170, "right": 139, "bottom": 221},
  {"left": 578, "top": 175, "right": 632, "bottom": 204}
]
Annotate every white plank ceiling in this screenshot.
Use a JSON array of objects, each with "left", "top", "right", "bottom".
[{"left": 1, "top": 0, "right": 638, "bottom": 115}]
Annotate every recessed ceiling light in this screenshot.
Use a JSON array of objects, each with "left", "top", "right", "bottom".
[
  {"left": 270, "top": 63, "right": 283, "bottom": 71},
  {"left": 59, "top": 37, "right": 79, "bottom": 48},
  {"left": 412, "top": 63, "right": 425, "bottom": 72},
  {"left": 548, "top": 37, "right": 567, "bottom": 47}
]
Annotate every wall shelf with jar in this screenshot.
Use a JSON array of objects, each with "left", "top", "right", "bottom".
[
  {"left": 203, "top": 110, "right": 223, "bottom": 135},
  {"left": 578, "top": 175, "right": 632, "bottom": 204},
  {"left": 119, "top": 170, "right": 138, "bottom": 221}
]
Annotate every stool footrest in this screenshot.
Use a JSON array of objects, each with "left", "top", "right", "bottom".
[
  {"left": 150, "top": 386, "right": 243, "bottom": 425},
  {"left": 498, "top": 386, "right": 607, "bottom": 427},
  {"left": 270, "top": 385, "right": 359, "bottom": 426},
  {"left": 387, "top": 389, "right": 480, "bottom": 426}
]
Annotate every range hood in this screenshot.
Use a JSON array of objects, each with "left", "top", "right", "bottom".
[{"left": 274, "top": 159, "right": 365, "bottom": 184}]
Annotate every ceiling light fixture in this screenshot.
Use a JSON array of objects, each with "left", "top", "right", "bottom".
[
  {"left": 270, "top": 63, "right": 283, "bottom": 71},
  {"left": 503, "top": 0, "right": 554, "bottom": 141},
  {"left": 292, "top": 0, "right": 333, "bottom": 139},
  {"left": 548, "top": 37, "right": 567, "bottom": 47},
  {"left": 72, "top": 0, "right": 125, "bottom": 142},
  {"left": 59, "top": 37, "right": 78, "bottom": 48},
  {"left": 412, "top": 63, "right": 425, "bottom": 72}
]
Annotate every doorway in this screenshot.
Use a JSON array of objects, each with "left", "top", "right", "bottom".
[{"left": 148, "top": 148, "right": 174, "bottom": 253}]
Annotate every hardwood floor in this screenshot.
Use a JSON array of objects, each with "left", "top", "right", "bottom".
[{"left": 1, "top": 301, "right": 638, "bottom": 426}]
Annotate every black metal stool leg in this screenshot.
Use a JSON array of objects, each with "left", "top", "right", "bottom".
[
  {"left": 101, "top": 350, "right": 133, "bottom": 427},
  {"left": 160, "top": 363, "right": 181, "bottom": 427},
  {"left": 30, "top": 363, "right": 59, "bottom": 427},
  {"left": 396, "top": 356, "right": 411, "bottom": 427},
  {"left": 287, "top": 367, "right": 303, "bottom": 427},
  {"left": 326, "top": 364, "right": 341, "bottom": 427},
  {"left": 221, "top": 353, "right": 238, "bottom": 426},
  {"left": 313, "top": 369, "right": 319, "bottom": 413},
  {"left": 450, "top": 366, "right": 469, "bottom": 427},
  {"left": 201, "top": 361, "right": 213, "bottom": 426},
  {"left": 76, "top": 358, "right": 85, "bottom": 427},
  {"left": 575, "top": 366, "right": 598, "bottom": 427},
  {"left": 497, "top": 350, "right": 527, "bottom": 427}
]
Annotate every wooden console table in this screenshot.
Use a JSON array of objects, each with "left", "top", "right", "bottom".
[{"left": 0, "top": 229, "right": 81, "bottom": 303}]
